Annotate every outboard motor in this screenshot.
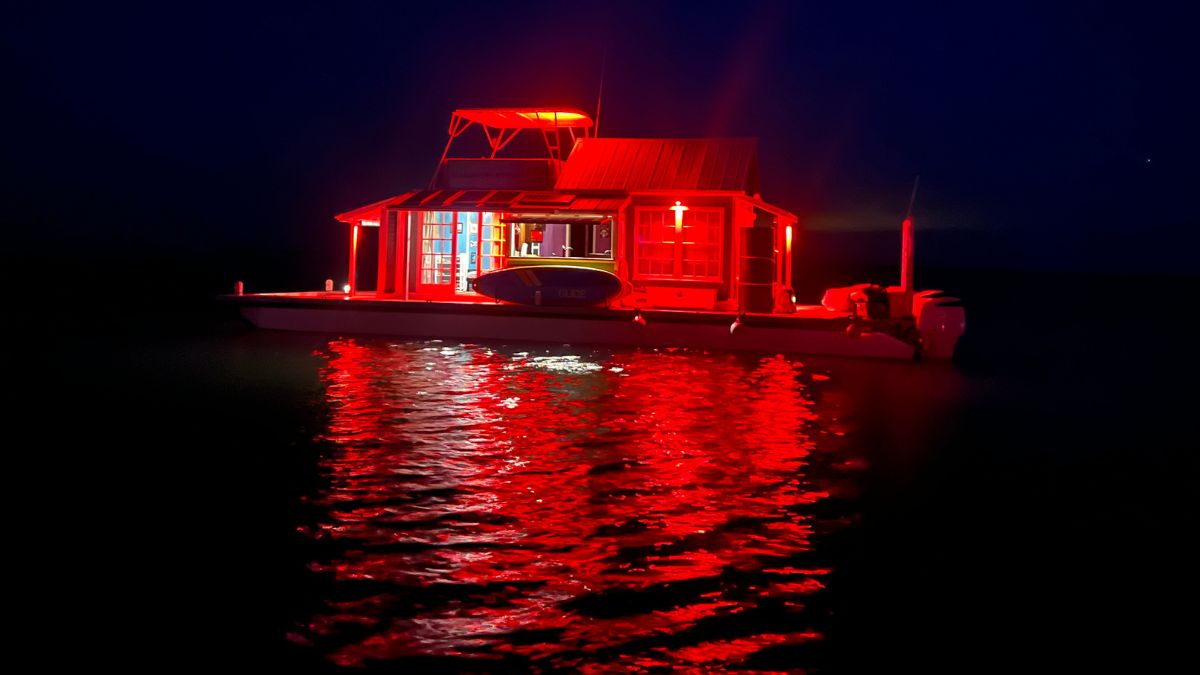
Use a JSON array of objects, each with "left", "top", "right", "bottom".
[{"left": 913, "top": 291, "right": 966, "bottom": 359}]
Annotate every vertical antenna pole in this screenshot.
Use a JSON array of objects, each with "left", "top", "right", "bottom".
[
  {"left": 901, "top": 175, "right": 920, "bottom": 292},
  {"left": 594, "top": 51, "right": 607, "bottom": 137}
]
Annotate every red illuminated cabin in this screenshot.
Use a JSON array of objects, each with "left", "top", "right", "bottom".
[
  {"left": 336, "top": 108, "right": 795, "bottom": 313},
  {"left": 229, "top": 107, "right": 965, "bottom": 359}
]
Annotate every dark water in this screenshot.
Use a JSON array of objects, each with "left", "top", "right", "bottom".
[
  {"left": 34, "top": 266, "right": 1197, "bottom": 672},
  {"left": 302, "top": 341, "right": 871, "bottom": 670}
]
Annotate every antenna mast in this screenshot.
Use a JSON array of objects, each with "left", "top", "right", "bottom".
[
  {"left": 905, "top": 175, "right": 921, "bottom": 220},
  {"left": 594, "top": 52, "right": 606, "bottom": 137}
]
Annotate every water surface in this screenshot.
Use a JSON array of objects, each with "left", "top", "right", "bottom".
[
  {"left": 297, "top": 341, "right": 863, "bottom": 671},
  {"left": 44, "top": 270, "right": 1196, "bottom": 672}
]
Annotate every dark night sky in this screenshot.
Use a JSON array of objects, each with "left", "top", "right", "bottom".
[{"left": 3, "top": 1, "right": 1195, "bottom": 275}]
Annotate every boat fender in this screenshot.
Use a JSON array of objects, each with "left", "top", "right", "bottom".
[
  {"left": 730, "top": 314, "right": 744, "bottom": 335},
  {"left": 845, "top": 320, "right": 864, "bottom": 339},
  {"left": 632, "top": 311, "right": 647, "bottom": 327}
]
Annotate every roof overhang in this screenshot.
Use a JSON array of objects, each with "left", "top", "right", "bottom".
[
  {"left": 745, "top": 195, "right": 798, "bottom": 223},
  {"left": 336, "top": 189, "right": 794, "bottom": 224},
  {"left": 336, "top": 190, "right": 627, "bottom": 223}
]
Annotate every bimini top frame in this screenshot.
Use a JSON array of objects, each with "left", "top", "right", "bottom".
[{"left": 438, "top": 108, "right": 595, "bottom": 165}]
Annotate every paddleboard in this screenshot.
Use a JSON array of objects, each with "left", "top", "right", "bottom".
[{"left": 472, "top": 265, "right": 623, "bottom": 307}]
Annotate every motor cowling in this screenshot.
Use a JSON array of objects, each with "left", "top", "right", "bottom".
[{"left": 913, "top": 291, "right": 966, "bottom": 359}]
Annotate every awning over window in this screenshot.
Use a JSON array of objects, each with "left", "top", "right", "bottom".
[{"left": 500, "top": 213, "right": 611, "bottom": 224}]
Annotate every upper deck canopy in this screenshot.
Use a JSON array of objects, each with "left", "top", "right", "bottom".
[
  {"left": 454, "top": 108, "right": 593, "bottom": 130},
  {"left": 439, "top": 108, "right": 595, "bottom": 169}
]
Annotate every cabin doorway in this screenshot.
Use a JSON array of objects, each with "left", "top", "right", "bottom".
[
  {"left": 456, "top": 212, "right": 479, "bottom": 294},
  {"left": 416, "top": 211, "right": 455, "bottom": 294},
  {"left": 415, "top": 211, "right": 506, "bottom": 296}
]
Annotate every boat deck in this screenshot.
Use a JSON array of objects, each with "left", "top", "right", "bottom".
[
  {"left": 229, "top": 291, "right": 854, "bottom": 324},
  {"left": 222, "top": 291, "right": 917, "bottom": 359}
]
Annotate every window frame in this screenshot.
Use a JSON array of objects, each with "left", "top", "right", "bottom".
[
  {"left": 416, "top": 210, "right": 456, "bottom": 290},
  {"left": 507, "top": 220, "right": 615, "bottom": 261},
  {"left": 632, "top": 205, "right": 725, "bottom": 282}
]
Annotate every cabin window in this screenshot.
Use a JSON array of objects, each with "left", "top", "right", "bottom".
[
  {"left": 418, "top": 211, "right": 455, "bottom": 286},
  {"left": 634, "top": 207, "right": 723, "bottom": 281},
  {"left": 479, "top": 212, "right": 505, "bottom": 273},
  {"left": 508, "top": 221, "right": 613, "bottom": 259}
]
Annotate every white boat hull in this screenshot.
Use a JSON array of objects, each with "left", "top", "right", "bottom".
[{"left": 231, "top": 296, "right": 917, "bottom": 360}]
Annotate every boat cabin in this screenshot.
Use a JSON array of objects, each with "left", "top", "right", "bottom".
[{"left": 335, "top": 107, "right": 798, "bottom": 313}]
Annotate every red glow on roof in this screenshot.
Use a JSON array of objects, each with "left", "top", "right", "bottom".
[
  {"left": 556, "top": 137, "right": 760, "bottom": 193},
  {"left": 455, "top": 108, "right": 594, "bottom": 130}
]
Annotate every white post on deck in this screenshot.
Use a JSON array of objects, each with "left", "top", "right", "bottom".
[
  {"left": 785, "top": 224, "right": 794, "bottom": 290},
  {"left": 901, "top": 216, "right": 914, "bottom": 293},
  {"left": 900, "top": 176, "right": 919, "bottom": 293}
]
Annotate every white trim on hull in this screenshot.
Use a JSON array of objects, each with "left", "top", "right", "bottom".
[{"left": 238, "top": 304, "right": 916, "bottom": 360}]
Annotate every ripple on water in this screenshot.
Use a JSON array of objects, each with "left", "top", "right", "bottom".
[{"left": 296, "top": 339, "right": 858, "bottom": 671}]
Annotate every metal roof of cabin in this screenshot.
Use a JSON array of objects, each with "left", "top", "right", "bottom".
[{"left": 555, "top": 138, "right": 761, "bottom": 194}]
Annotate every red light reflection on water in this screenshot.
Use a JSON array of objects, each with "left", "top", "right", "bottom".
[{"left": 301, "top": 340, "right": 853, "bottom": 670}]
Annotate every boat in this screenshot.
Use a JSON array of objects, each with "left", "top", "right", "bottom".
[{"left": 224, "top": 107, "right": 965, "bottom": 359}]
